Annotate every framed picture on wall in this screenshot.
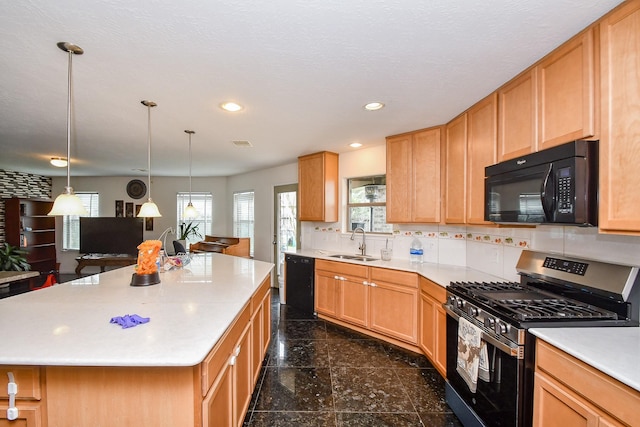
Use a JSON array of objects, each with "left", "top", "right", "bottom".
[
  {"left": 135, "top": 204, "right": 142, "bottom": 216},
  {"left": 115, "top": 200, "right": 124, "bottom": 217},
  {"left": 145, "top": 217, "right": 153, "bottom": 231},
  {"left": 125, "top": 202, "right": 134, "bottom": 217}
]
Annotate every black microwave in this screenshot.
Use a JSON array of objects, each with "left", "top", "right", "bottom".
[{"left": 485, "top": 140, "right": 598, "bottom": 226}]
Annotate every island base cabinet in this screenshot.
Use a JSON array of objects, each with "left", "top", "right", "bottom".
[
  {"left": 45, "top": 366, "right": 199, "bottom": 427},
  {"left": 203, "top": 362, "right": 233, "bottom": 427}
]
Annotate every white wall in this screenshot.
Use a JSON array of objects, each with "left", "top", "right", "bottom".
[{"left": 227, "top": 162, "right": 298, "bottom": 263}]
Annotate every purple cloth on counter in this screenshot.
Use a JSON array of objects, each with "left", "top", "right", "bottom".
[{"left": 110, "top": 314, "right": 150, "bottom": 329}]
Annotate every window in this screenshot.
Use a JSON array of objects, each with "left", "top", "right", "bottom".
[
  {"left": 233, "top": 191, "right": 254, "bottom": 257},
  {"left": 63, "top": 192, "right": 100, "bottom": 250},
  {"left": 176, "top": 192, "right": 213, "bottom": 246},
  {"left": 347, "top": 175, "right": 393, "bottom": 233}
]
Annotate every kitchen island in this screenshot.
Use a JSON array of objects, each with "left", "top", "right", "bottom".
[{"left": 0, "top": 253, "right": 274, "bottom": 427}]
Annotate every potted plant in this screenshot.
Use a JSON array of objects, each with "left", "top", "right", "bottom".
[
  {"left": 0, "top": 243, "right": 31, "bottom": 271},
  {"left": 177, "top": 221, "right": 202, "bottom": 247}
]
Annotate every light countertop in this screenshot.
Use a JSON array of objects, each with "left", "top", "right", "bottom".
[
  {"left": 289, "top": 249, "right": 503, "bottom": 286},
  {"left": 0, "top": 253, "right": 273, "bottom": 367},
  {"left": 0, "top": 271, "right": 39, "bottom": 285}
]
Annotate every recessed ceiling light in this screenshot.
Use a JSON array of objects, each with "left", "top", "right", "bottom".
[
  {"left": 220, "top": 102, "right": 243, "bottom": 112},
  {"left": 350, "top": 142, "right": 362, "bottom": 148},
  {"left": 50, "top": 157, "right": 67, "bottom": 167},
  {"left": 364, "top": 102, "right": 385, "bottom": 111}
]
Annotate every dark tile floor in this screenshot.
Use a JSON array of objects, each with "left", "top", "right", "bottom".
[{"left": 243, "top": 290, "right": 463, "bottom": 427}]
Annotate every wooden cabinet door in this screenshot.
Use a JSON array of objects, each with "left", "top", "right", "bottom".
[
  {"left": 386, "top": 134, "right": 413, "bottom": 223},
  {"left": 498, "top": 69, "right": 538, "bottom": 161},
  {"left": 538, "top": 28, "right": 595, "bottom": 150},
  {"left": 533, "top": 373, "right": 599, "bottom": 427},
  {"left": 298, "top": 151, "right": 338, "bottom": 222},
  {"left": 369, "top": 280, "right": 418, "bottom": 344},
  {"left": 203, "top": 358, "right": 234, "bottom": 427},
  {"left": 337, "top": 275, "right": 369, "bottom": 328},
  {"left": 233, "top": 325, "right": 252, "bottom": 427},
  {"left": 0, "top": 404, "right": 42, "bottom": 427},
  {"left": 419, "top": 292, "right": 436, "bottom": 361},
  {"left": 445, "top": 113, "right": 467, "bottom": 224},
  {"left": 599, "top": 0, "right": 640, "bottom": 234},
  {"left": 412, "top": 128, "right": 442, "bottom": 223},
  {"left": 419, "top": 277, "right": 447, "bottom": 376},
  {"left": 466, "top": 93, "right": 497, "bottom": 224},
  {"left": 314, "top": 270, "right": 339, "bottom": 317}
]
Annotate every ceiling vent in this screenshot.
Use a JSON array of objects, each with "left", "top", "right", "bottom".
[{"left": 232, "top": 140, "right": 252, "bottom": 147}]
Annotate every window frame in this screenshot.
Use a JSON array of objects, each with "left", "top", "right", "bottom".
[
  {"left": 63, "top": 192, "right": 100, "bottom": 250},
  {"left": 346, "top": 175, "right": 392, "bottom": 234},
  {"left": 233, "top": 190, "right": 255, "bottom": 257}
]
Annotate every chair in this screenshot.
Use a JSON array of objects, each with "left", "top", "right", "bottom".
[{"left": 173, "top": 240, "right": 187, "bottom": 254}]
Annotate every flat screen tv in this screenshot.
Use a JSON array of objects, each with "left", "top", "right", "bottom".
[{"left": 79, "top": 217, "right": 144, "bottom": 255}]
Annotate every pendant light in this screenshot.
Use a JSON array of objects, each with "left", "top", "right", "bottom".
[
  {"left": 48, "top": 42, "right": 89, "bottom": 216},
  {"left": 137, "top": 100, "right": 162, "bottom": 218},
  {"left": 183, "top": 130, "right": 199, "bottom": 219}
]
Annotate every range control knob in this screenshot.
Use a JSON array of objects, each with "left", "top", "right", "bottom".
[
  {"left": 448, "top": 296, "right": 457, "bottom": 306},
  {"left": 484, "top": 317, "right": 495, "bottom": 329},
  {"left": 456, "top": 298, "right": 465, "bottom": 309},
  {"left": 467, "top": 306, "right": 478, "bottom": 317},
  {"left": 495, "top": 321, "right": 507, "bottom": 335}
]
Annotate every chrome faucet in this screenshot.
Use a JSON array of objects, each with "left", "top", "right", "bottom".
[{"left": 350, "top": 227, "right": 366, "bottom": 256}]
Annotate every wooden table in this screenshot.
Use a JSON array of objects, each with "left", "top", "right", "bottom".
[{"left": 75, "top": 255, "right": 137, "bottom": 276}]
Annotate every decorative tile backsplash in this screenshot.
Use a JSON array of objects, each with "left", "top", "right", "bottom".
[
  {"left": 0, "top": 169, "right": 52, "bottom": 243},
  {"left": 302, "top": 221, "right": 640, "bottom": 282}
]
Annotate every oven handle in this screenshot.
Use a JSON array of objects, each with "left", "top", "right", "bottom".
[{"left": 444, "top": 305, "right": 523, "bottom": 359}]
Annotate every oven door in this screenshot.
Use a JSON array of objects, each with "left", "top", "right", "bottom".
[{"left": 445, "top": 310, "right": 532, "bottom": 427}]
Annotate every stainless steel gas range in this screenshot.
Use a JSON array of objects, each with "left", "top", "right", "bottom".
[{"left": 443, "top": 250, "right": 640, "bottom": 427}]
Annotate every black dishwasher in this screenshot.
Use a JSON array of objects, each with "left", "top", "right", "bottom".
[{"left": 285, "top": 254, "right": 315, "bottom": 315}]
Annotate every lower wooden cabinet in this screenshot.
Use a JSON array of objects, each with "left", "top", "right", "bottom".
[
  {"left": 418, "top": 277, "right": 447, "bottom": 376},
  {"left": 533, "top": 339, "right": 640, "bottom": 427},
  {"left": 315, "top": 261, "right": 419, "bottom": 347},
  {"left": 369, "top": 268, "right": 418, "bottom": 344},
  {"left": 0, "top": 403, "right": 43, "bottom": 427}
]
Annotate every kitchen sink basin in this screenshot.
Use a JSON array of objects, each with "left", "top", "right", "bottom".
[{"left": 328, "top": 254, "right": 378, "bottom": 262}]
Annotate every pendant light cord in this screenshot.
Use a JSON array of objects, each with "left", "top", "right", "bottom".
[
  {"left": 147, "top": 104, "right": 152, "bottom": 201},
  {"left": 65, "top": 49, "right": 72, "bottom": 189},
  {"left": 188, "top": 132, "right": 192, "bottom": 204}
]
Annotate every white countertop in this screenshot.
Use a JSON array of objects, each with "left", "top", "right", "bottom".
[
  {"left": 530, "top": 327, "right": 640, "bottom": 392},
  {"left": 0, "top": 253, "right": 273, "bottom": 367},
  {"left": 289, "top": 249, "right": 503, "bottom": 286},
  {"left": 290, "top": 249, "right": 640, "bottom": 393}
]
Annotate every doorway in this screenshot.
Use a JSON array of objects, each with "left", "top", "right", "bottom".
[{"left": 273, "top": 184, "right": 298, "bottom": 299}]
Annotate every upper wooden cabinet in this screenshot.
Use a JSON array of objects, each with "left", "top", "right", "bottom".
[
  {"left": 445, "top": 114, "right": 467, "bottom": 224},
  {"left": 538, "top": 28, "right": 596, "bottom": 150},
  {"left": 466, "top": 93, "right": 497, "bottom": 225},
  {"left": 498, "top": 69, "right": 538, "bottom": 161},
  {"left": 298, "top": 151, "right": 339, "bottom": 222},
  {"left": 386, "top": 127, "right": 442, "bottom": 223},
  {"left": 599, "top": 0, "right": 640, "bottom": 234}
]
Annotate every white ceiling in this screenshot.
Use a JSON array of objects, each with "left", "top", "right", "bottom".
[{"left": 0, "top": 0, "right": 624, "bottom": 177}]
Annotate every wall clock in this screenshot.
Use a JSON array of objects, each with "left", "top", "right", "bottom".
[{"left": 126, "top": 179, "right": 147, "bottom": 199}]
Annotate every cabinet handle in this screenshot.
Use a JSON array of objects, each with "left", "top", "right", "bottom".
[
  {"left": 229, "top": 355, "right": 237, "bottom": 366},
  {"left": 363, "top": 281, "right": 369, "bottom": 286},
  {"left": 234, "top": 345, "right": 241, "bottom": 356},
  {"left": 370, "top": 282, "right": 377, "bottom": 287},
  {"left": 334, "top": 275, "right": 340, "bottom": 280}
]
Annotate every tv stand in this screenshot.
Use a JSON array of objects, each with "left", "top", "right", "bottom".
[{"left": 75, "top": 254, "right": 137, "bottom": 276}]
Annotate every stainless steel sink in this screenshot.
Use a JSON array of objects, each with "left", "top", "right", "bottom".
[{"left": 328, "top": 254, "right": 378, "bottom": 262}]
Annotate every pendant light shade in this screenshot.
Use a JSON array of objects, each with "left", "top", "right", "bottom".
[
  {"left": 183, "top": 130, "right": 199, "bottom": 219},
  {"left": 137, "top": 100, "right": 162, "bottom": 218},
  {"left": 48, "top": 42, "right": 88, "bottom": 216}
]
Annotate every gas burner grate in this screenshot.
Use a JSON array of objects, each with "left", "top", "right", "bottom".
[
  {"left": 497, "top": 298, "right": 619, "bottom": 321},
  {"left": 450, "top": 281, "right": 523, "bottom": 294}
]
